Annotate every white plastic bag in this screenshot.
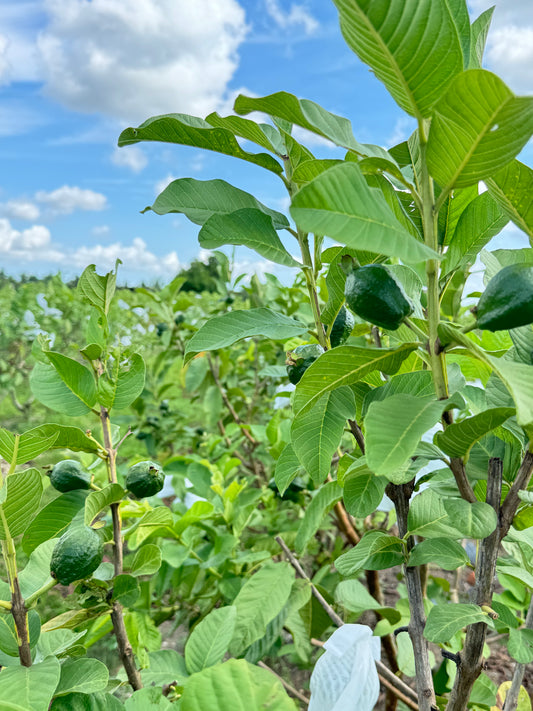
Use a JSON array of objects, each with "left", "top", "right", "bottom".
[{"left": 308, "top": 624, "right": 381, "bottom": 711}]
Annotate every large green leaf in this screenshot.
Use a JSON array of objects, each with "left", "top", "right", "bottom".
[
  {"left": 469, "top": 7, "right": 494, "bottom": 70},
  {"left": 427, "top": 70, "right": 533, "bottom": 190},
  {"left": 24, "top": 424, "right": 104, "bottom": 456},
  {"left": 424, "top": 604, "right": 489, "bottom": 643},
  {"left": 45, "top": 352, "right": 97, "bottom": 409},
  {"left": 294, "top": 481, "right": 342, "bottom": 554},
  {"left": 442, "top": 191, "right": 509, "bottom": 275},
  {"left": 130, "top": 544, "right": 162, "bottom": 577},
  {"left": 274, "top": 444, "right": 305, "bottom": 496},
  {"left": 406, "top": 489, "right": 463, "bottom": 539},
  {"left": 0, "top": 610, "right": 41, "bottom": 657},
  {"left": 50, "top": 693, "right": 124, "bottom": 711},
  {"left": 19, "top": 539, "right": 56, "bottom": 598},
  {"left": 293, "top": 342, "right": 418, "bottom": 415},
  {"left": 0, "top": 656, "right": 61, "bottom": 711},
  {"left": 335, "top": 530, "right": 404, "bottom": 575},
  {"left": 332, "top": 0, "right": 465, "bottom": 118},
  {"left": 185, "top": 606, "right": 237, "bottom": 674},
  {"left": 290, "top": 163, "right": 437, "bottom": 262},
  {"left": 365, "top": 394, "right": 446, "bottom": 480},
  {"left": 0, "top": 428, "right": 59, "bottom": 467},
  {"left": 0, "top": 469, "right": 43, "bottom": 540},
  {"left": 140, "top": 650, "right": 188, "bottom": 686},
  {"left": 335, "top": 579, "right": 400, "bottom": 623},
  {"left": 408, "top": 538, "right": 471, "bottom": 570},
  {"left": 144, "top": 178, "right": 288, "bottom": 228},
  {"left": 22, "top": 491, "right": 87, "bottom": 555},
  {"left": 443, "top": 499, "right": 497, "bottom": 539},
  {"left": 234, "top": 92, "right": 389, "bottom": 158},
  {"left": 205, "top": 112, "right": 284, "bottom": 154},
  {"left": 199, "top": 209, "right": 298, "bottom": 267},
  {"left": 124, "top": 688, "right": 171, "bottom": 711},
  {"left": 98, "top": 354, "right": 145, "bottom": 411},
  {"left": 343, "top": 461, "right": 388, "bottom": 518},
  {"left": 30, "top": 362, "right": 92, "bottom": 417},
  {"left": 54, "top": 658, "right": 109, "bottom": 696},
  {"left": 184, "top": 308, "right": 307, "bottom": 363},
  {"left": 230, "top": 562, "right": 294, "bottom": 657},
  {"left": 85, "top": 484, "right": 125, "bottom": 526},
  {"left": 291, "top": 387, "right": 354, "bottom": 483},
  {"left": 487, "top": 160, "right": 533, "bottom": 242},
  {"left": 434, "top": 407, "right": 515, "bottom": 458},
  {"left": 118, "top": 113, "right": 282, "bottom": 175},
  {"left": 77, "top": 264, "right": 117, "bottom": 316},
  {"left": 180, "top": 659, "right": 297, "bottom": 711}
]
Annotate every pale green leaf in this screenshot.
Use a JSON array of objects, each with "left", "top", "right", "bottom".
[
  {"left": 469, "top": 7, "right": 494, "bottom": 70},
  {"left": 54, "top": 658, "right": 109, "bottom": 696},
  {"left": 294, "top": 481, "right": 342, "bottom": 554},
  {"left": 443, "top": 499, "right": 497, "bottom": 539},
  {"left": 30, "top": 362, "right": 91, "bottom": 417},
  {"left": 130, "top": 544, "right": 162, "bottom": 577},
  {"left": 487, "top": 159, "right": 533, "bottom": 242},
  {"left": 0, "top": 656, "right": 60, "bottom": 711},
  {"left": 140, "top": 650, "right": 188, "bottom": 686},
  {"left": 0, "top": 429, "right": 58, "bottom": 467},
  {"left": 184, "top": 308, "right": 307, "bottom": 363},
  {"left": 335, "top": 530, "right": 404, "bottom": 575},
  {"left": 77, "top": 264, "right": 117, "bottom": 316},
  {"left": 424, "top": 603, "right": 489, "bottom": 643},
  {"left": 199, "top": 209, "right": 298, "bottom": 267},
  {"left": 508, "top": 628, "right": 533, "bottom": 664},
  {"left": 0, "top": 469, "right": 43, "bottom": 540},
  {"left": 22, "top": 491, "right": 87, "bottom": 555},
  {"left": 290, "top": 163, "right": 438, "bottom": 263},
  {"left": 19, "top": 539, "right": 56, "bottom": 598},
  {"left": 407, "top": 489, "right": 463, "bottom": 539},
  {"left": 185, "top": 606, "right": 237, "bottom": 674},
  {"left": 274, "top": 444, "right": 305, "bottom": 496},
  {"left": 124, "top": 688, "right": 171, "bottom": 711},
  {"left": 343, "top": 461, "right": 387, "bottom": 518},
  {"left": 85, "top": 484, "right": 124, "bottom": 526},
  {"left": 408, "top": 538, "right": 470, "bottom": 570},
  {"left": 45, "top": 352, "right": 97, "bottom": 409},
  {"left": 427, "top": 70, "right": 533, "bottom": 190},
  {"left": 434, "top": 407, "right": 515, "bottom": 458},
  {"left": 98, "top": 354, "right": 145, "bottom": 411}
]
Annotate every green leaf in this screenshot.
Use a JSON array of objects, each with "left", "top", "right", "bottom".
[
  {"left": 332, "top": 0, "right": 464, "bottom": 118},
  {"left": 30, "top": 362, "right": 92, "bottom": 417},
  {"left": 205, "top": 112, "right": 284, "bottom": 155},
  {"left": 406, "top": 489, "right": 463, "bottom": 539},
  {"left": 469, "top": 7, "right": 494, "bottom": 69},
  {"left": 443, "top": 499, "right": 497, "bottom": 539},
  {"left": 184, "top": 308, "right": 307, "bottom": 363},
  {"left": 174, "top": 501, "right": 214, "bottom": 535},
  {"left": 0, "top": 469, "right": 43, "bottom": 540},
  {"left": 23, "top": 425, "right": 104, "bottom": 456},
  {"left": 0, "top": 610, "right": 40, "bottom": 657},
  {"left": 199, "top": 209, "right": 298, "bottom": 267},
  {"left": 85, "top": 484, "right": 124, "bottom": 526},
  {"left": 434, "top": 407, "right": 515, "bottom": 458},
  {"left": 335, "top": 579, "right": 401, "bottom": 624},
  {"left": 125, "top": 508, "right": 174, "bottom": 550},
  {"left": 335, "top": 530, "right": 404, "bottom": 575},
  {"left": 111, "top": 575, "right": 140, "bottom": 607},
  {"left": 54, "top": 658, "right": 109, "bottom": 696},
  {"left": 508, "top": 628, "right": 533, "bottom": 664},
  {"left": 343, "top": 461, "right": 387, "bottom": 518},
  {"left": 45, "top": 352, "right": 97, "bottom": 409},
  {"left": 0, "top": 428, "right": 59, "bottom": 467},
  {"left": 22, "top": 491, "right": 87, "bottom": 555},
  {"left": 140, "top": 650, "right": 188, "bottom": 686},
  {"left": 180, "top": 658, "right": 297, "bottom": 711},
  {"left": 144, "top": 177, "right": 288, "bottom": 229},
  {"left": 50, "top": 693, "right": 124, "bottom": 711},
  {"left": 290, "top": 163, "right": 438, "bottom": 263},
  {"left": 124, "top": 688, "right": 171, "bottom": 711},
  {"left": 234, "top": 92, "right": 389, "bottom": 159},
  {"left": 427, "top": 70, "right": 533, "bottom": 190},
  {"left": 487, "top": 159, "right": 533, "bottom": 242},
  {"left": 77, "top": 264, "right": 117, "bottom": 316},
  {"left": 19, "top": 539, "right": 56, "bottom": 598},
  {"left": 294, "top": 481, "right": 342, "bottom": 554},
  {"left": 130, "top": 544, "right": 162, "bottom": 577},
  {"left": 365, "top": 395, "right": 446, "bottom": 480},
  {"left": 408, "top": 538, "right": 470, "bottom": 570},
  {"left": 185, "top": 606, "right": 237, "bottom": 674},
  {"left": 293, "top": 343, "right": 419, "bottom": 415},
  {"left": 118, "top": 113, "right": 282, "bottom": 175},
  {"left": 0, "top": 656, "right": 60, "bottom": 711},
  {"left": 274, "top": 444, "right": 305, "bottom": 496},
  {"left": 424, "top": 603, "right": 489, "bottom": 643},
  {"left": 291, "top": 387, "right": 354, "bottom": 483},
  {"left": 230, "top": 562, "right": 295, "bottom": 657},
  {"left": 442, "top": 192, "right": 509, "bottom": 275},
  {"left": 98, "top": 354, "right": 146, "bottom": 411}
]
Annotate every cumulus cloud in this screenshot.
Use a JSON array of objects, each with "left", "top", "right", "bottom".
[
  {"left": 92, "top": 225, "right": 110, "bottom": 237},
  {"left": 0, "top": 219, "right": 52, "bottom": 252},
  {"left": 37, "top": 0, "right": 248, "bottom": 123},
  {"left": 111, "top": 146, "right": 148, "bottom": 173},
  {"left": 1, "top": 199, "right": 40, "bottom": 221},
  {"left": 154, "top": 174, "right": 176, "bottom": 196},
  {"left": 35, "top": 185, "right": 107, "bottom": 215},
  {"left": 0, "top": 34, "right": 10, "bottom": 84},
  {"left": 264, "top": 0, "right": 319, "bottom": 34}
]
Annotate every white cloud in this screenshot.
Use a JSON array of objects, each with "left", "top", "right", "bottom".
[
  {"left": 1, "top": 199, "right": 40, "bottom": 221},
  {"left": 37, "top": 0, "right": 248, "bottom": 123},
  {"left": 35, "top": 185, "right": 107, "bottom": 215},
  {"left": 0, "top": 218, "right": 52, "bottom": 252},
  {"left": 111, "top": 146, "right": 148, "bottom": 173},
  {"left": 92, "top": 225, "right": 110, "bottom": 237},
  {"left": 386, "top": 116, "right": 416, "bottom": 147},
  {"left": 264, "top": 0, "right": 319, "bottom": 35},
  {"left": 0, "top": 34, "right": 11, "bottom": 84},
  {"left": 155, "top": 174, "right": 176, "bottom": 196}
]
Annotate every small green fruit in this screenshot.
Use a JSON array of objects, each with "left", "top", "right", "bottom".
[
  {"left": 476, "top": 264, "right": 533, "bottom": 332},
  {"left": 286, "top": 344, "right": 324, "bottom": 385},
  {"left": 328, "top": 306, "right": 355, "bottom": 347},
  {"left": 345, "top": 264, "right": 413, "bottom": 331},
  {"left": 126, "top": 461, "right": 165, "bottom": 498},
  {"left": 50, "top": 526, "right": 103, "bottom": 585},
  {"left": 49, "top": 460, "right": 91, "bottom": 493}
]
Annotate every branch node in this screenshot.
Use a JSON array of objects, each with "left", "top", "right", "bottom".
[{"left": 442, "top": 650, "right": 461, "bottom": 667}]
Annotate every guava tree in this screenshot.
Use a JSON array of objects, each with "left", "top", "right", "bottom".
[{"left": 118, "top": 0, "right": 533, "bottom": 709}]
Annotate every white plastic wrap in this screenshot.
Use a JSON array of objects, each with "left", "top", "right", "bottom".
[{"left": 308, "top": 624, "right": 381, "bottom": 711}]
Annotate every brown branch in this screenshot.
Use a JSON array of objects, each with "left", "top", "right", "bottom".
[
  {"left": 11, "top": 578, "right": 31, "bottom": 667},
  {"left": 100, "top": 407, "right": 142, "bottom": 690},
  {"left": 500, "top": 449, "right": 533, "bottom": 540},
  {"left": 348, "top": 418, "right": 366, "bottom": 454},
  {"left": 276, "top": 536, "right": 419, "bottom": 708},
  {"left": 503, "top": 597, "right": 533, "bottom": 711},
  {"left": 448, "top": 458, "right": 477, "bottom": 503},
  {"left": 446, "top": 458, "right": 502, "bottom": 711},
  {"left": 386, "top": 482, "right": 436, "bottom": 711},
  {"left": 257, "top": 661, "right": 310, "bottom": 705}
]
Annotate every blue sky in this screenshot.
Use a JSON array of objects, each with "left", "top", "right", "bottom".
[{"left": 1, "top": 0, "right": 532, "bottom": 284}]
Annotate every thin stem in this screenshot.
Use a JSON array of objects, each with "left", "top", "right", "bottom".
[
  {"left": 386, "top": 481, "right": 436, "bottom": 711},
  {"left": 25, "top": 578, "right": 57, "bottom": 608},
  {"left": 100, "top": 406, "right": 142, "bottom": 690},
  {"left": 297, "top": 230, "right": 327, "bottom": 350},
  {"left": 446, "top": 458, "right": 502, "bottom": 711},
  {"left": 257, "top": 661, "right": 310, "bottom": 705},
  {"left": 503, "top": 598, "right": 533, "bottom": 711}
]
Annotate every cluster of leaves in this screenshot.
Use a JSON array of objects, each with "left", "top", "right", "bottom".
[{"left": 2, "top": 1, "right": 533, "bottom": 710}]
